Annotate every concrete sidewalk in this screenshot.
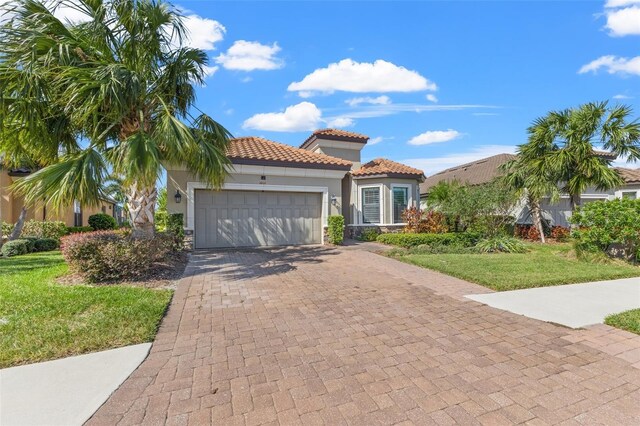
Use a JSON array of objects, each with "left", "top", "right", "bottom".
[
  {"left": 466, "top": 277, "right": 640, "bottom": 328},
  {"left": 0, "top": 343, "right": 151, "bottom": 426}
]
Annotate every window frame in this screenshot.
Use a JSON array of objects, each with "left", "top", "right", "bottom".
[
  {"left": 391, "top": 184, "right": 413, "bottom": 224},
  {"left": 358, "top": 184, "right": 383, "bottom": 224}
]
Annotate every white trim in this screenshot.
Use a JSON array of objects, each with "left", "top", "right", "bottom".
[
  {"left": 347, "top": 223, "right": 405, "bottom": 227},
  {"left": 357, "top": 183, "right": 383, "bottom": 225},
  {"left": 186, "top": 182, "right": 329, "bottom": 244},
  {"left": 391, "top": 184, "right": 412, "bottom": 225},
  {"left": 555, "top": 194, "right": 612, "bottom": 200}
]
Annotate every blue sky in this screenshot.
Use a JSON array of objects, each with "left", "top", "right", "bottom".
[{"left": 181, "top": 0, "right": 638, "bottom": 175}]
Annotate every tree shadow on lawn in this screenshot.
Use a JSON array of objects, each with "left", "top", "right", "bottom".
[{"left": 186, "top": 245, "right": 340, "bottom": 281}]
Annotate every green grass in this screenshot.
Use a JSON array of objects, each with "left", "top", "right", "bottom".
[
  {"left": 0, "top": 251, "right": 172, "bottom": 368},
  {"left": 390, "top": 242, "right": 640, "bottom": 291},
  {"left": 605, "top": 309, "right": 640, "bottom": 335}
]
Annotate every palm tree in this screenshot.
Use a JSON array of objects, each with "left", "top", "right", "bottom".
[
  {"left": 501, "top": 159, "right": 559, "bottom": 243},
  {"left": 525, "top": 102, "right": 640, "bottom": 212},
  {"left": 0, "top": 0, "right": 231, "bottom": 238}
]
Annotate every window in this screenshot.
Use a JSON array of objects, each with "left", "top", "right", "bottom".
[
  {"left": 73, "top": 200, "right": 83, "bottom": 227},
  {"left": 621, "top": 191, "right": 637, "bottom": 200},
  {"left": 361, "top": 187, "right": 381, "bottom": 224},
  {"left": 392, "top": 187, "right": 409, "bottom": 223}
]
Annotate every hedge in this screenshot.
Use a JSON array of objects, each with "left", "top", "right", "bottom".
[
  {"left": 327, "top": 215, "right": 345, "bottom": 245},
  {"left": 66, "top": 226, "right": 94, "bottom": 234},
  {"left": 88, "top": 213, "right": 117, "bottom": 230},
  {"left": 1, "top": 240, "right": 28, "bottom": 257},
  {"left": 376, "top": 232, "right": 480, "bottom": 248},
  {"left": 21, "top": 220, "right": 68, "bottom": 240}
]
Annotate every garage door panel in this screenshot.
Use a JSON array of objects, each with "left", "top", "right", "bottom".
[{"left": 195, "top": 190, "right": 322, "bottom": 249}]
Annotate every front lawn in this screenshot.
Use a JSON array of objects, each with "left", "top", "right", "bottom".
[
  {"left": 605, "top": 309, "right": 640, "bottom": 335},
  {"left": 389, "top": 242, "right": 640, "bottom": 291},
  {"left": 0, "top": 251, "right": 172, "bottom": 368}
]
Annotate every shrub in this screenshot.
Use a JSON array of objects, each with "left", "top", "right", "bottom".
[
  {"left": 515, "top": 224, "right": 541, "bottom": 241},
  {"left": 88, "top": 213, "right": 117, "bottom": 230},
  {"left": 66, "top": 226, "right": 94, "bottom": 234},
  {"left": 407, "top": 244, "right": 478, "bottom": 255},
  {"left": 1, "top": 240, "right": 28, "bottom": 257},
  {"left": 19, "top": 236, "right": 38, "bottom": 252},
  {"left": 327, "top": 215, "right": 345, "bottom": 245},
  {"left": 61, "top": 231, "right": 173, "bottom": 282},
  {"left": 358, "top": 228, "right": 380, "bottom": 242},
  {"left": 401, "top": 208, "right": 448, "bottom": 234},
  {"left": 34, "top": 238, "right": 59, "bottom": 252},
  {"left": 21, "top": 220, "right": 67, "bottom": 240},
  {"left": 475, "top": 236, "right": 527, "bottom": 253},
  {"left": 1, "top": 222, "right": 12, "bottom": 237},
  {"left": 550, "top": 226, "right": 570, "bottom": 242},
  {"left": 377, "top": 232, "right": 480, "bottom": 248},
  {"left": 167, "top": 213, "right": 185, "bottom": 250},
  {"left": 155, "top": 210, "right": 169, "bottom": 231},
  {"left": 570, "top": 199, "right": 640, "bottom": 261}
]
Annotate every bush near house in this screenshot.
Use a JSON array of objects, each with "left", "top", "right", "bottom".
[
  {"left": 88, "top": 213, "right": 117, "bottom": 231},
  {"left": 515, "top": 224, "right": 542, "bottom": 241},
  {"left": 570, "top": 199, "right": 640, "bottom": 262},
  {"left": 167, "top": 213, "right": 185, "bottom": 250},
  {"left": 66, "top": 226, "right": 94, "bottom": 234},
  {"left": 550, "top": 226, "right": 570, "bottom": 242},
  {"left": 61, "top": 231, "right": 175, "bottom": 283},
  {"left": 401, "top": 208, "right": 449, "bottom": 234},
  {"left": 377, "top": 232, "right": 480, "bottom": 248},
  {"left": 18, "top": 220, "right": 68, "bottom": 240},
  {"left": 358, "top": 228, "right": 380, "bottom": 242},
  {"left": 1, "top": 222, "right": 12, "bottom": 238},
  {"left": 327, "top": 215, "right": 345, "bottom": 245},
  {"left": 34, "top": 238, "right": 59, "bottom": 252}
]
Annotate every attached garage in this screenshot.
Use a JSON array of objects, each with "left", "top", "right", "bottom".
[{"left": 194, "top": 189, "right": 323, "bottom": 249}]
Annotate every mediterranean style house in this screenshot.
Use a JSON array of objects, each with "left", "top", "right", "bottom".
[
  {"left": 0, "top": 168, "right": 119, "bottom": 228},
  {"left": 419, "top": 153, "right": 640, "bottom": 228},
  {"left": 166, "top": 129, "right": 425, "bottom": 248}
]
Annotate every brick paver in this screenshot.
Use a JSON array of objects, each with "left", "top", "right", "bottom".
[{"left": 88, "top": 246, "right": 640, "bottom": 425}]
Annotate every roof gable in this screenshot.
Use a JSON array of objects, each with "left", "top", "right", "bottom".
[
  {"left": 351, "top": 158, "right": 425, "bottom": 180},
  {"left": 300, "top": 128, "right": 369, "bottom": 149}
]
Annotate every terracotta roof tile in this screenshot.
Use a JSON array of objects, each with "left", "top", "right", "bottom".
[
  {"left": 615, "top": 167, "right": 640, "bottom": 184},
  {"left": 300, "top": 128, "right": 369, "bottom": 148},
  {"left": 351, "top": 158, "right": 425, "bottom": 179},
  {"left": 227, "top": 136, "right": 352, "bottom": 170},
  {"left": 420, "top": 153, "right": 516, "bottom": 194}
]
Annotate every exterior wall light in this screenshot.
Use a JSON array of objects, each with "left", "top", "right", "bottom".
[
  {"left": 260, "top": 175, "right": 267, "bottom": 185},
  {"left": 174, "top": 189, "right": 182, "bottom": 203}
]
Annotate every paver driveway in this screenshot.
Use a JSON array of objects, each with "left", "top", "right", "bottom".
[{"left": 88, "top": 246, "right": 640, "bottom": 425}]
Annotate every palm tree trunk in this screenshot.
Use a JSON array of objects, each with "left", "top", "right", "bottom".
[
  {"left": 570, "top": 193, "right": 581, "bottom": 212},
  {"left": 9, "top": 206, "right": 27, "bottom": 241},
  {"left": 528, "top": 196, "right": 546, "bottom": 244},
  {"left": 127, "top": 183, "right": 157, "bottom": 239}
]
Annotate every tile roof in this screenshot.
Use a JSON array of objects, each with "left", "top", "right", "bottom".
[
  {"left": 420, "top": 153, "right": 517, "bottom": 194},
  {"left": 351, "top": 158, "right": 425, "bottom": 180},
  {"left": 227, "top": 136, "right": 352, "bottom": 170},
  {"left": 300, "top": 128, "right": 369, "bottom": 148},
  {"left": 615, "top": 167, "right": 640, "bottom": 184}
]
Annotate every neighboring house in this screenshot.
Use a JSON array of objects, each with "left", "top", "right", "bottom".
[
  {"left": 166, "top": 129, "right": 425, "bottom": 248},
  {"left": 419, "top": 153, "right": 640, "bottom": 228},
  {"left": 0, "top": 168, "right": 119, "bottom": 228}
]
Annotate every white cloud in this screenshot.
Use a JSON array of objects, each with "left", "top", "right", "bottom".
[
  {"left": 242, "top": 102, "right": 322, "bottom": 132},
  {"left": 181, "top": 15, "right": 226, "bottom": 50},
  {"left": 216, "top": 40, "right": 283, "bottom": 71},
  {"left": 613, "top": 94, "right": 633, "bottom": 99},
  {"left": 288, "top": 59, "right": 436, "bottom": 96},
  {"left": 606, "top": 0, "right": 640, "bottom": 7},
  {"left": 50, "top": 2, "right": 91, "bottom": 23},
  {"left": 202, "top": 65, "right": 219, "bottom": 77},
  {"left": 408, "top": 130, "right": 463, "bottom": 146},
  {"left": 325, "top": 117, "right": 354, "bottom": 128},
  {"left": 426, "top": 94, "right": 438, "bottom": 103},
  {"left": 402, "top": 145, "right": 517, "bottom": 176},
  {"left": 345, "top": 95, "right": 391, "bottom": 107},
  {"left": 579, "top": 55, "right": 640, "bottom": 75},
  {"left": 605, "top": 6, "right": 640, "bottom": 36}
]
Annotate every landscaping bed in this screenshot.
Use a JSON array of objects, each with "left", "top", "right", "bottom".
[
  {"left": 0, "top": 251, "right": 174, "bottom": 368},
  {"left": 387, "top": 242, "right": 640, "bottom": 291}
]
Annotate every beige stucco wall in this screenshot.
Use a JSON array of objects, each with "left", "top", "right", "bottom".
[
  {"left": 166, "top": 167, "right": 347, "bottom": 230},
  {"left": 350, "top": 177, "right": 421, "bottom": 225},
  {"left": 0, "top": 171, "right": 115, "bottom": 226}
]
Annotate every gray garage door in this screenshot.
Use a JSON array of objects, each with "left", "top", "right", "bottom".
[{"left": 194, "top": 190, "right": 323, "bottom": 249}]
